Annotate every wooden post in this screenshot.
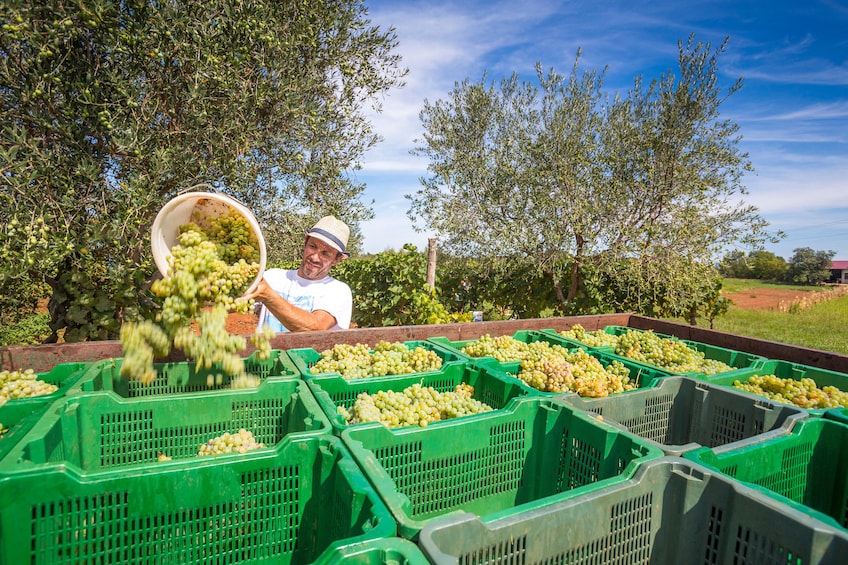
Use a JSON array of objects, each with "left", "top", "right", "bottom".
[{"left": 426, "top": 238, "right": 437, "bottom": 289}]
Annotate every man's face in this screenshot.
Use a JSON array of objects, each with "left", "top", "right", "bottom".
[{"left": 298, "top": 236, "right": 343, "bottom": 280}]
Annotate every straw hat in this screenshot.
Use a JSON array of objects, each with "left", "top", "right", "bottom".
[{"left": 306, "top": 216, "right": 350, "bottom": 256}]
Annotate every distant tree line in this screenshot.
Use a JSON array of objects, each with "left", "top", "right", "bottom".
[{"left": 719, "top": 247, "right": 837, "bottom": 285}]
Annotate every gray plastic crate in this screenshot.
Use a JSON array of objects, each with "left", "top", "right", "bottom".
[
  {"left": 418, "top": 457, "right": 848, "bottom": 565},
  {"left": 557, "top": 376, "right": 808, "bottom": 456}
]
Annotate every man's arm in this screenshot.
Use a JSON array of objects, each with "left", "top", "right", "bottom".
[{"left": 245, "top": 279, "right": 337, "bottom": 332}]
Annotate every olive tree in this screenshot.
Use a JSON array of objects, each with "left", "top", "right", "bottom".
[
  {"left": 0, "top": 0, "right": 406, "bottom": 341},
  {"left": 409, "top": 36, "right": 779, "bottom": 317},
  {"left": 784, "top": 247, "right": 835, "bottom": 285}
]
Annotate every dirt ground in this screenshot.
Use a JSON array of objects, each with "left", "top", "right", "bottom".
[
  {"left": 719, "top": 287, "right": 817, "bottom": 311},
  {"left": 226, "top": 312, "right": 260, "bottom": 335}
]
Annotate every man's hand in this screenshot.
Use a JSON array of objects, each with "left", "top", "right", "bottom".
[{"left": 242, "top": 278, "right": 275, "bottom": 303}]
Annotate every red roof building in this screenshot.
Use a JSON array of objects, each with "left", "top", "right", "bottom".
[{"left": 830, "top": 261, "right": 848, "bottom": 283}]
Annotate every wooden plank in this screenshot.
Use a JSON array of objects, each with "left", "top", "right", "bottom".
[
  {"left": 4, "top": 312, "right": 848, "bottom": 374},
  {"left": 1, "top": 341, "right": 123, "bottom": 373}
]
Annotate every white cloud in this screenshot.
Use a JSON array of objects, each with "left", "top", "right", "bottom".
[{"left": 746, "top": 101, "right": 848, "bottom": 122}]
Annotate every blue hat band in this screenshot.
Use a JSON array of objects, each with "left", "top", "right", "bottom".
[{"left": 308, "top": 227, "right": 346, "bottom": 253}]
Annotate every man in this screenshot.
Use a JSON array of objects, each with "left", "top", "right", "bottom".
[{"left": 247, "top": 216, "right": 352, "bottom": 332}]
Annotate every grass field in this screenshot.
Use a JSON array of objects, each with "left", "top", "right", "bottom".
[{"left": 685, "top": 279, "right": 848, "bottom": 356}]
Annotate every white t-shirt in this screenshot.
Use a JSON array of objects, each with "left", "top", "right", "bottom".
[{"left": 256, "top": 268, "right": 352, "bottom": 332}]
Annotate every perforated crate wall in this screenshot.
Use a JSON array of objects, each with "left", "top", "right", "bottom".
[
  {"left": 558, "top": 376, "right": 808, "bottom": 456},
  {"left": 417, "top": 457, "right": 848, "bottom": 564},
  {"left": 306, "top": 361, "right": 529, "bottom": 434},
  {"left": 340, "top": 396, "right": 664, "bottom": 540},
  {"left": 686, "top": 417, "right": 848, "bottom": 531}
]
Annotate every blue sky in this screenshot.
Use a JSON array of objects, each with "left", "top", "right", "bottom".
[{"left": 354, "top": 0, "right": 848, "bottom": 261}]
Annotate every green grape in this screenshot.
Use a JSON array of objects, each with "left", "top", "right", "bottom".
[
  {"left": 120, "top": 211, "right": 271, "bottom": 385},
  {"left": 197, "top": 428, "right": 265, "bottom": 455},
  {"left": 513, "top": 344, "right": 636, "bottom": 396},
  {"left": 310, "top": 341, "right": 442, "bottom": 379},
  {"left": 340, "top": 383, "right": 492, "bottom": 428},
  {"left": 559, "top": 324, "right": 619, "bottom": 348},
  {"left": 0, "top": 369, "right": 59, "bottom": 405},
  {"left": 733, "top": 375, "right": 848, "bottom": 409},
  {"left": 251, "top": 324, "right": 274, "bottom": 361},
  {"left": 458, "top": 334, "right": 636, "bottom": 397},
  {"left": 461, "top": 334, "right": 535, "bottom": 362},
  {"left": 614, "top": 330, "right": 734, "bottom": 375}
]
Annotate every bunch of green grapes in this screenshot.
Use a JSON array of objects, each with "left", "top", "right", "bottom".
[
  {"left": 173, "top": 304, "right": 247, "bottom": 376},
  {"left": 615, "top": 330, "right": 734, "bottom": 375},
  {"left": 310, "top": 341, "right": 442, "bottom": 379},
  {"left": 0, "top": 368, "right": 59, "bottom": 405},
  {"left": 338, "top": 383, "right": 492, "bottom": 428},
  {"left": 516, "top": 347, "right": 636, "bottom": 397},
  {"left": 558, "top": 324, "right": 619, "bottom": 348},
  {"left": 197, "top": 428, "right": 265, "bottom": 455},
  {"left": 518, "top": 354, "right": 575, "bottom": 392},
  {"left": 120, "top": 211, "right": 271, "bottom": 384},
  {"left": 461, "top": 334, "right": 538, "bottom": 362},
  {"left": 561, "top": 349, "right": 635, "bottom": 397},
  {"left": 119, "top": 320, "right": 171, "bottom": 385},
  {"left": 203, "top": 210, "right": 261, "bottom": 265},
  {"left": 733, "top": 375, "right": 848, "bottom": 409}
]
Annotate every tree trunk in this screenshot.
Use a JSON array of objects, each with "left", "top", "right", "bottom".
[
  {"left": 567, "top": 234, "right": 585, "bottom": 302},
  {"left": 687, "top": 305, "right": 698, "bottom": 326},
  {"left": 426, "top": 238, "right": 437, "bottom": 290}
]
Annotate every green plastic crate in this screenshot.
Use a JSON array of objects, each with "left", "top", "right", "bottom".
[
  {"left": 557, "top": 376, "right": 808, "bottom": 456},
  {"left": 685, "top": 417, "right": 848, "bottom": 531},
  {"left": 417, "top": 457, "right": 848, "bottom": 565},
  {"left": 0, "top": 402, "right": 52, "bottom": 463},
  {"left": 289, "top": 340, "right": 469, "bottom": 380},
  {"left": 0, "top": 361, "right": 89, "bottom": 410},
  {"left": 474, "top": 348, "right": 674, "bottom": 398},
  {"left": 680, "top": 338, "right": 769, "bottom": 377},
  {"left": 306, "top": 361, "right": 530, "bottom": 434},
  {"left": 553, "top": 325, "right": 768, "bottom": 379},
  {"left": 703, "top": 359, "right": 848, "bottom": 416},
  {"left": 66, "top": 350, "right": 300, "bottom": 398},
  {"left": 0, "top": 434, "right": 397, "bottom": 565},
  {"left": 1, "top": 379, "right": 330, "bottom": 474},
  {"left": 314, "top": 538, "right": 430, "bottom": 565},
  {"left": 427, "top": 330, "right": 588, "bottom": 363},
  {"left": 340, "top": 396, "right": 664, "bottom": 540},
  {"left": 827, "top": 407, "right": 848, "bottom": 425}
]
